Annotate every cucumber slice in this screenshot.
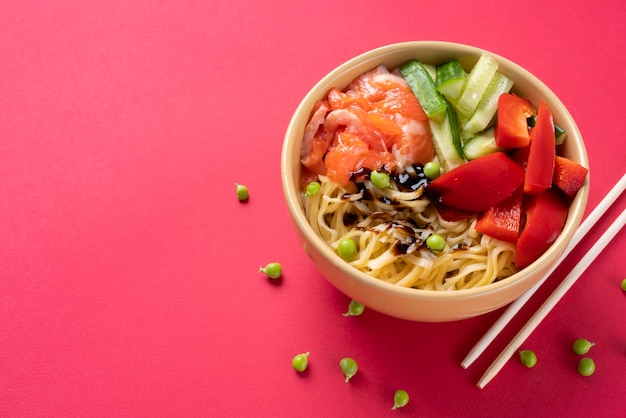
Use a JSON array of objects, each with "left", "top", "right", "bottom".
[
  {"left": 400, "top": 60, "right": 448, "bottom": 122},
  {"left": 462, "top": 127, "right": 503, "bottom": 160},
  {"left": 435, "top": 60, "right": 467, "bottom": 103},
  {"left": 428, "top": 109, "right": 465, "bottom": 172},
  {"left": 423, "top": 63, "right": 437, "bottom": 81},
  {"left": 444, "top": 97, "right": 464, "bottom": 157},
  {"left": 461, "top": 72, "right": 514, "bottom": 139},
  {"left": 455, "top": 53, "right": 499, "bottom": 118}
]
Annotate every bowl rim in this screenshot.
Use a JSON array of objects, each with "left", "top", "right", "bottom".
[{"left": 281, "top": 40, "right": 589, "bottom": 301}]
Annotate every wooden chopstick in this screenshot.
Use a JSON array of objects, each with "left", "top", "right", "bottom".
[
  {"left": 476, "top": 207, "right": 626, "bottom": 388},
  {"left": 461, "top": 173, "right": 626, "bottom": 369}
]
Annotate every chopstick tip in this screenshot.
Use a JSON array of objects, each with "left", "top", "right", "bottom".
[
  {"left": 476, "top": 375, "right": 493, "bottom": 389},
  {"left": 461, "top": 350, "right": 479, "bottom": 369}
]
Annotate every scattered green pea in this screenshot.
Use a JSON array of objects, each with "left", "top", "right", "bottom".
[
  {"left": 577, "top": 357, "right": 595, "bottom": 376},
  {"left": 339, "top": 357, "right": 358, "bottom": 382},
  {"left": 304, "top": 181, "right": 321, "bottom": 197},
  {"left": 426, "top": 233, "right": 445, "bottom": 253},
  {"left": 235, "top": 183, "right": 249, "bottom": 201},
  {"left": 342, "top": 300, "right": 364, "bottom": 317},
  {"left": 259, "top": 262, "right": 282, "bottom": 279},
  {"left": 337, "top": 238, "right": 357, "bottom": 261},
  {"left": 423, "top": 161, "right": 441, "bottom": 180},
  {"left": 519, "top": 349, "right": 537, "bottom": 368},
  {"left": 621, "top": 278, "right": 626, "bottom": 292},
  {"left": 292, "top": 352, "right": 310, "bottom": 372},
  {"left": 572, "top": 338, "right": 595, "bottom": 355},
  {"left": 392, "top": 389, "right": 409, "bottom": 410},
  {"left": 370, "top": 170, "right": 391, "bottom": 189}
]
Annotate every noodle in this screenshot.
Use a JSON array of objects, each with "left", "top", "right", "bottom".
[{"left": 303, "top": 173, "right": 517, "bottom": 291}]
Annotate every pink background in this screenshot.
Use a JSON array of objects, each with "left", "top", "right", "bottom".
[{"left": 1, "top": 1, "right": 625, "bottom": 416}]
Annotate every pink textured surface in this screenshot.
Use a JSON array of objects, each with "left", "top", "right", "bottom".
[{"left": 1, "top": 1, "right": 624, "bottom": 416}]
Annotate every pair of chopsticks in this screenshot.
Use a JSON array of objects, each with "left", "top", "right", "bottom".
[{"left": 462, "top": 172, "right": 626, "bottom": 389}]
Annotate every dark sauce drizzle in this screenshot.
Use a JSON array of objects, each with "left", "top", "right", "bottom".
[
  {"left": 393, "top": 164, "right": 429, "bottom": 192},
  {"left": 341, "top": 164, "right": 430, "bottom": 205},
  {"left": 388, "top": 221, "right": 425, "bottom": 256},
  {"left": 337, "top": 164, "right": 433, "bottom": 256}
]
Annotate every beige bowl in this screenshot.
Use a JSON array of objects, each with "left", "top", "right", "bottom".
[{"left": 281, "top": 41, "right": 589, "bottom": 322}]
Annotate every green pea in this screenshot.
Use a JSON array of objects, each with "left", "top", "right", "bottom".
[
  {"left": 577, "top": 357, "right": 595, "bottom": 376},
  {"left": 259, "top": 262, "right": 282, "bottom": 279},
  {"left": 342, "top": 300, "right": 364, "bottom": 317},
  {"left": 621, "top": 278, "right": 626, "bottom": 292},
  {"left": 370, "top": 170, "right": 391, "bottom": 189},
  {"left": 572, "top": 338, "right": 595, "bottom": 355},
  {"left": 423, "top": 161, "right": 441, "bottom": 180},
  {"left": 337, "top": 238, "right": 357, "bottom": 261},
  {"left": 339, "top": 357, "right": 358, "bottom": 382},
  {"left": 392, "top": 389, "right": 409, "bottom": 410},
  {"left": 426, "top": 233, "right": 445, "bottom": 253},
  {"left": 292, "top": 352, "right": 310, "bottom": 372},
  {"left": 519, "top": 349, "right": 537, "bottom": 368},
  {"left": 235, "top": 183, "right": 248, "bottom": 201},
  {"left": 304, "top": 181, "right": 321, "bottom": 197}
]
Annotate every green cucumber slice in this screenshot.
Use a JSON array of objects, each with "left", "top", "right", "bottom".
[
  {"left": 461, "top": 72, "right": 514, "bottom": 139},
  {"left": 423, "top": 63, "right": 437, "bottom": 81},
  {"left": 400, "top": 60, "right": 448, "bottom": 122},
  {"left": 455, "top": 53, "right": 499, "bottom": 118},
  {"left": 428, "top": 109, "right": 465, "bottom": 172},
  {"left": 435, "top": 60, "right": 467, "bottom": 103},
  {"left": 445, "top": 97, "right": 464, "bottom": 158},
  {"left": 462, "top": 127, "right": 503, "bottom": 160}
]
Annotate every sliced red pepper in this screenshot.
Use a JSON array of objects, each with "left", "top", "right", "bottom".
[
  {"left": 495, "top": 93, "right": 536, "bottom": 148},
  {"left": 515, "top": 188, "right": 569, "bottom": 269},
  {"left": 552, "top": 155, "right": 589, "bottom": 199},
  {"left": 427, "top": 152, "right": 525, "bottom": 221},
  {"left": 510, "top": 141, "right": 530, "bottom": 169},
  {"left": 475, "top": 187, "right": 523, "bottom": 243},
  {"left": 523, "top": 101, "right": 556, "bottom": 194}
]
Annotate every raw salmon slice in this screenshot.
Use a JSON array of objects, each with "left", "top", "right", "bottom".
[{"left": 300, "top": 65, "right": 434, "bottom": 185}]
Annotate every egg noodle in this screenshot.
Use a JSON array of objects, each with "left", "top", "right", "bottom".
[{"left": 303, "top": 171, "right": 516, "bottom": 290}]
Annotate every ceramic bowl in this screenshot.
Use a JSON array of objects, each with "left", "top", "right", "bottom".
[{"left": 281, "top": 41, "right": 588, "bottom": 322}]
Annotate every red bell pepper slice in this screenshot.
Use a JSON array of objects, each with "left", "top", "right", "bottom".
[
  {"left": 495, "top": 93, "right": 535, "bottom": 148},
  {"left": 514, "top": 188, "right": 569, "bottom": 269},
  {"left": 475, "top": 187, "right": 523, "bottom": 243},
  {"left": 427, "top": 152, "right": 525, "bottom": 221},
  {"left": 552, "top": 155, "right": 589, "bottom": 199},
  {"left": 510, "top": 143, "right": 530, "bottom": 172},
  {"left": 523, "top": 101, "right": 556, "bottom": 194}
]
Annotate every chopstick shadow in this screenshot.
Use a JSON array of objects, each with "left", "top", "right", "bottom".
[{"left": 455, "top": 250, "right": 581, "bottom": 384}]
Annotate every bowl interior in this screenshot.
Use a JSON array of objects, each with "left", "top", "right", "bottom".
[{"left": 281, "top": 41, "right": 589, "bottom": 321}]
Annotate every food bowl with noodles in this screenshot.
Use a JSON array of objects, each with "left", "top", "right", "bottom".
[{"left": 281, "top": 41, "right": 589, "bottom": 322}]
